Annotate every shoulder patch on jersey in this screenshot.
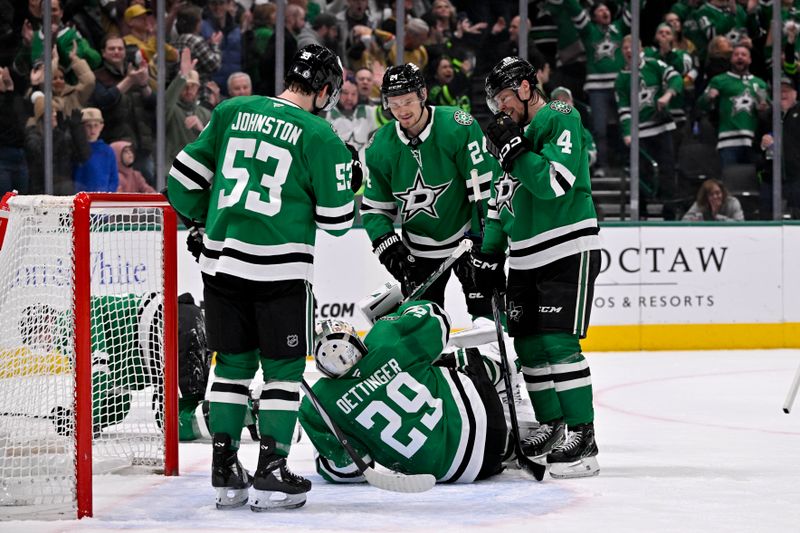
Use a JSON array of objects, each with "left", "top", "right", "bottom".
[
  {"left": 549, "top": 100, "right": 572, "bottom": 115},
  {"left": 453, "top": 109, "right": 474, "bottom": 126}
]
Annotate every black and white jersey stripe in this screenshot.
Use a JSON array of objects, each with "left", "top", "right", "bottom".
[
  {"left": 437, "top": 368, "right": 487, "bottom": 484},
  {"left": 361, "top": 197, "right": 398, "bottom": 219},
  {"left": 169, "top": 151, "right": 214, "bottom": 191},
  {"left": 509, "top": 218, "right": 600, "bottom": 270},
  {"left": 199, "top": 237, "right": 316, "bottom": 282},
  {"left": 402, "top": 221, "right": 470, "bottom": 259},
  {"left": 315, "top": 452, "right": 370, "bottom": 483},
  {"left": 315, "top": 202, "right": 355, "bottom": 232}
]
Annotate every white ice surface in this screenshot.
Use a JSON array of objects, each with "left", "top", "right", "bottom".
[{"left": 5, "top": 349, "right": 800, "bottom": 533}]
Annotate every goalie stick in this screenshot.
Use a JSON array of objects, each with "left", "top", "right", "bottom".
[
  {"left": 401, "top": 239, "right": 473, "bottom": 304},
  {"left": 0, "top": 406, "right": 73, "bottom": 436},
  {"left": 470, "top": 169, "right": 546, "bottom": 481},
  {"left": 300, "top": 379, "right": 436, "bottom": 493},
  {"left": 783, "top": 361, "right": 800, "bottom": 414},
  {"left": 359, "top": 239, "right": 473, "bottom": 324}
]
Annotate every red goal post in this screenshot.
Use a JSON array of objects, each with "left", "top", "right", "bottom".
[{"left": 0, "top": 192, "right": 178, "bottom": 519}]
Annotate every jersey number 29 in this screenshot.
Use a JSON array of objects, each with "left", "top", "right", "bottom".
[{"left": 355, "top": 373, "right": 443, "bottom": 459}]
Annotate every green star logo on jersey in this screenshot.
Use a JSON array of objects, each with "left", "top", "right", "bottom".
[
  {"left": 732, "top": 89, "right": 755, "bottom": 115},
  {"left": 594, "top": 35, "right": 618, "bottom": 62},
  {"left": 394, "top": 170, "right": 451, "bottom": 221},
  {"left": 495, "top": 173, "right": 520, "bottom": 215}
]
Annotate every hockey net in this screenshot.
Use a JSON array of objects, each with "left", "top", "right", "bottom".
[{"left": 0, "top": 193, "right": 178, "bottom": 519}]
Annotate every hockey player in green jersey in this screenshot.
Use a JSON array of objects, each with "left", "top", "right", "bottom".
[
  {"left": 697, "top": 43, "right": 769, "bottom": 167},
  {"left": 299, "top": 301, "right": 507, "bottom": 484},
  {"left": 18, "top": 293, "right": 165, "bottom": 436},
  {"left": 476, "top": 56, "right": 602, "bottom": 479},
  {"left": 167, "top": 44, "right": 359, "bottom": 511},
  {"left": 362, "top": 63, "right": 499, "bottom": 318}
]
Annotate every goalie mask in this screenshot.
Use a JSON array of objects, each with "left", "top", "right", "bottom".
[
  {"left": 485, "top": 56, "right": 539, "bottom": 117},
  {"left": 285, "top": 44, "right": 344, "bottom": 113},
  {"left": 314, "top": 320, "right": 367, "bottom": 378}
]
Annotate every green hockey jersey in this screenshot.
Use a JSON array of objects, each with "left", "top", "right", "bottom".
[
  {"left": 644, "top": 46, "right": 694, "bottom": 124},
  {"left": 167, "top": 96, "right": 357, "bottom": 283},
  {"left": 688, "top": 2, "right": 752, "bottom": 61},
  {"left": 362, "top": 106, "right": 500, "bottom": 258},
  {"left": 482, "top": 101, "right": 600, "bottom": 270},
  {"left": 298, "top": 301, "right": 489, "bottom": 483},
  {"left": 698, "top": 71, "right": 769, "bottom": 149},
  {"left": 567, "top": 0, "right": 631, "bottom": 90},
  {"left": 615, "top": 56, "right": 683, "bottom": 138}
]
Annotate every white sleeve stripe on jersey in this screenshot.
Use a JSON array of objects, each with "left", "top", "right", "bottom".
[
  {"left": 173, "top": 151, "right": 214, "bottom": 182},
  {"left": 169, "top": 165, "right": 204, "bottom": 191},
  {"left": 175, "top": 150, "right": 214, "bottom": 181},
  {"left": 549, "top": 160, "right": 577, "bottom": 197},
  {"left": 361, "top": 198, "right": 397, "bottom": 210},
  {"left": 316, "top": 219, "right": 354, "bottom": 231},
  {"left": 315, "top": 202, "right": 355, "bottom": 218}
]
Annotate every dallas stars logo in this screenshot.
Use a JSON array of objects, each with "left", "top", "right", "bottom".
[
  {"left": 495, "top": 173, "right": 520, "bottom": 215},
  {"left": 394, "top": 170, "right": 450, "bottom": 221},
  {"left": 732, "top": 89, "right": 755, "bottom": 115},
  {"left": 639, "top": 80, "right": 656, "bottom": 109},
  {"left": 508, "top": 301, "right": 523, "bottom": 322},
  {"left": 594, "top": 35, "right": 618, "bottom": 61}
]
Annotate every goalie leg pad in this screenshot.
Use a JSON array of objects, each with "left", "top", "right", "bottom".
[
  {"left": 548, "top": 456, "right": 600, "bottom": 479},
  {"left": 249, "top": 489, "right": 307, "bottom": 511}
]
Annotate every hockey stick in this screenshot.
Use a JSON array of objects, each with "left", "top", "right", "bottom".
[
  {"left": 470, "top": 169, "right": 546, "bottom": 481},
  {"left": 0, "top": 406, "right": 73, "bottom": 436},
  {"left": 782, "top": 361, "right": 800, "bottom": 414},
  {"left": 401, "top": 239, "right": 473, "bottom": 304},
  {"left": 300, "top": 379, "right": 436, "bottom": 493}
]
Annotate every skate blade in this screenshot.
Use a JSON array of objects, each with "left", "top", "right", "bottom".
[
  {"left": 548, "top": 456, "right": 600, "bottom": 479},
  {"left": 215, "top": 487, "right": 250, "bottom": 509},
  {"left": 249, "top": 489, "right": 307, "bottom": 511}
]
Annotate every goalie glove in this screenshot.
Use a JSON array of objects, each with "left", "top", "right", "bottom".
[
  {"left": 485, "top": 112, "right": 531, "bottom": 172},
  {"left": 345, "top": 143, "right": 364, "bottom": 193},
  {"left": 469, "top": 249, "right": 506, "bottom": 293},
  {"left": 372, "top": 232, "right": 416, "bottom": 291}
]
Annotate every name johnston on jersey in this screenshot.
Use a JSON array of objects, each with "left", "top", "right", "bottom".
[{"left": 230, "top": 111, "right": 304, "bottom": 146}]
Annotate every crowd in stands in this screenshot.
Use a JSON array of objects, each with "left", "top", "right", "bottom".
[{"left": 0, "top": 0, "right": 797, "bottom": 220}]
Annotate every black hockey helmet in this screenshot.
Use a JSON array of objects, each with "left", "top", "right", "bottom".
[
  {"left": 485, "top": 56, "right": 539, "bottom": 114},
  {"left": 285, "top": 44, "right": 344, "bottom": 112},
  {"left": 381, "top": 63, "right": 426, "bottom": 110}
]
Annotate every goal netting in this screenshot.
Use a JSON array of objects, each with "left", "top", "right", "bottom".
[{"left": 0, "top": 193, "right": 178, "bottom": 519}]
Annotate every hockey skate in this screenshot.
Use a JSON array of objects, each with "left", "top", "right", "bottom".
[
  {"left": 547, "top": 422, "right": 600, "bottom": 478},
  {"left": 249, "top": 436, "right": 311, "bottom": 512},
  {"left": 211, "top": 433, "right": 252, "bottom": 509},
  {"left": 520, "top": 419, "right": 566, "bottom": 459}
]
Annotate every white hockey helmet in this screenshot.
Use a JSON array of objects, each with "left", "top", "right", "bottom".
[{"left": 314, "top": 319, "right": 368, "bottom": 378}]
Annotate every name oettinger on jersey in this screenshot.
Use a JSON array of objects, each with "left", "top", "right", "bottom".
[
  {"left": 231, "top": 111, "right": 303, "bottom": 145},
  {"left": 335, "top": 358, "right": 402, "bottom": 414}
]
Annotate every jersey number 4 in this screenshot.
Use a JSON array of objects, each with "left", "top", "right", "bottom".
[
  {"left": 355, "top": 373, "right": 443, "bottom": 459},
  {"left": 218, "top": 137, "right": 291, "bottom": 216}
]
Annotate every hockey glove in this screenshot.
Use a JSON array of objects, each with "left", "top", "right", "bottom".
[
  {"left": 469, "top": 249, "right": 507, "bottom": 293},
  {"left": 186, "top": 226, "right": 204, "bottom": 262},
  {"left": 345, "top": 143, "right": 364, "bottom": 193},
  {"left": 485, "top": 112, "right": 531, "bottom": 172},
  {"left": 372, "top": 232, "right": 416, "bottom": 290}
]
